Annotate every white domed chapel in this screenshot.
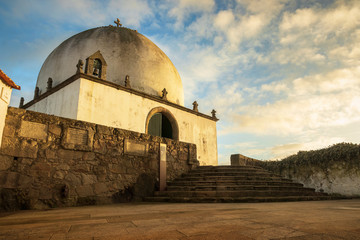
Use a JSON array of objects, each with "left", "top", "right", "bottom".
[{"left": 22, "top": 23, "right": 218, "bottom": 165}]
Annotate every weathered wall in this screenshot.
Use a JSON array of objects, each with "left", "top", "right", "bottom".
[
  {"left": 27, "top": 77, "right": 218, "bottom": 166},
  {"left": 240, "top": 144, "right": 360, "bottom": 196},
  {"left": 230, "top": 154, "right": 262, "bottom": 166},
  {"left": 260, "top": 161, "right": 360, "bottom": 196},
  {"left": 0, "top": 107, "right": 198, "bottom": 211},
  {"left": 27, "top": 79, "right": 80, "bottom": 120},
  {"left": 0, "top": 82, "right": 12, "bottom": 147}
]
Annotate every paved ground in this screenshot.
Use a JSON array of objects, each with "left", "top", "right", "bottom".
[{"left": 1, "top": 199, "right": 360, "bottom": 240}]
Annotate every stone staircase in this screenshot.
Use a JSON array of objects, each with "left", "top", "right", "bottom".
[{"left": 144, "top": 165, "right": 332, "bottom": 203}]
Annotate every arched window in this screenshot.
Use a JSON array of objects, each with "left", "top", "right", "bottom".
[
  {"left": 145, "top": 107, "right": 179, "bottom": 140},
  {"left": 93, "top": 58, "right": 102, "bottom": 77}
]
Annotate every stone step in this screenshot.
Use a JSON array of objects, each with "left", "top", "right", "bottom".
[
  {"left": 144, "top": 195, "right": 333, "bottom": 203},
  {"left": 143, "top": 165, "right": 330, "bottom": 203},
  {"left": 197, "top": 165, "right": 263, "bottom": 170},
  {"left": 177, "top": 176, "right": 291, "bottom": 182},
  {"left": 183, "top": 172, "right": 277, "bottom": 177},
  {"left": 191, "top": 168, "right": 268, "bottom": 173},
  {"left": 154, "top": 190, "right": 321, "bottom": 198},
  {"left": 168, "top": 180, "right": 303, "bottom": 187},
  {"left": 166, "top": 185, "right": 312, "bottom": 192}
]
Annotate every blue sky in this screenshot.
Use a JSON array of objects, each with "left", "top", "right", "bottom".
[{"left": 1, "top": 0, "right": 360, "bottom": 164}]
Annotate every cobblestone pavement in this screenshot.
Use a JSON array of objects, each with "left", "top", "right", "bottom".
[{"left": 1, "top": 199, "right": 360, "bottom": 239}]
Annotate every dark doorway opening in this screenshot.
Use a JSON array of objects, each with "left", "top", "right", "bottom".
[{"left": 148, "top": 113, "right": 173, "bottom": 139}]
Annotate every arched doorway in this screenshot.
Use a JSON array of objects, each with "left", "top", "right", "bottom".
[
  {"left": 145, "top": 107, "right": 179, "bottom": 140},
  {"left": 148, "top": 113, "right": 172, "bottom": 139}
]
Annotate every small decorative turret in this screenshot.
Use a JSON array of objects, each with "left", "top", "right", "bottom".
[
  {"left": 47, "top": 78, "right": 53, "bottom": 91},
  {"left": 76, "top": 59, "right": 84, "bottom": 74},
  {"left": 125, "top": 75, "right": 131, "bottom": 88},
  {"left": 34, "top": 87, "right": 40, "bottom": 99},
  {"left": 192, "top": 101, "right": 198, "bottom": 112},
  {"left": 19, "top": 97, "right": 24, "bottom": 108}
]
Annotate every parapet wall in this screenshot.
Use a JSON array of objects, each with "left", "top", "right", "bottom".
[
  {"left": 232, "top": 146, "right": 360, "bottom": 197},
  {"left": 0, "top": 107, "right": 198, "bottom": 210}
]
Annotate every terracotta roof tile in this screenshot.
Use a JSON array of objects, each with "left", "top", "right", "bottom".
[{"left": 0, "top": 69, "right": 21, "bottom": 90}]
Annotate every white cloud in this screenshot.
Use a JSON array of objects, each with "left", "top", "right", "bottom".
[
  {"left": 168, "top": 0, "right": 215, "bottom": 29},
  {"left": 214, "top": 10, "right": 235, "bottom": 30}
]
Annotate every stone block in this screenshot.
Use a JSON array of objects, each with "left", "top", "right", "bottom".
[
  {"left": 0, "top": 154, "right": 13, "bottom": 170},
  {"left": 53, "top": 171, "right": 65, "bottom": 179},
  {"left": 39, "top": 188, "right": 52, "bottom": 199},
  {"left": 94, "top": 182, "right": 108, "bottom": 195},
  {"left": 0, "top": 138, "right": 38, "bottom": 158},
  {"left": 83, "top": 152, "right": 96, "bottom": 161},
  {"left": 65, "top": 173, "right": 81, "bottom": 186},
  {"left": 230, "top": 154, "right": 261, "bottom": 166},
  {"left": 96, "top": 125, "right": 113, "bottom": 135},
  {"left": 81, "top": 173, "right": 97, "bottom": 185},
  {"left": 4, "top": 114, "right": 20, "bottom": 129},
  {"left": 30, "top": 162, "right": 51, "bottom": 178},
  {"left": 76, "top": 185, "right": 94, "bottom": 197},
  {"left": 18, "top": 174, "right": 33, "bottom": 188},
  {"left": 124, "top": 139, "right": 148, "bottom": 156},
  {"left": 19, "top": 121, "right": 48, "bottom": 140},
  {"left": 109, "top": 164, "right": 126, "bottom": 174},
  {"left": 57, "top": 163, "right": 70, "bottom": 171},
  {"left": 2, "top": 124, "right": 15, "bottom": 137},
  {"left": 45, "top": 149, "right": 57, "bottom": 159},
  {"left": 93, "top": 139, "right": 106, "bottom": 154},
  {"left": 179, "top": 152, "right": 188, "bottom": 160},
  {"left": 1, "top": 172, "right": 20, "bottom": 188},
  {"left": 58, "top": 149, "right": 83, "bottom": 160},
  {"left": 48, "top": 124, "right": 62, "bottom": 136},
  {"left": 62, "top": 127, "right": 93, "bottom": 151}
]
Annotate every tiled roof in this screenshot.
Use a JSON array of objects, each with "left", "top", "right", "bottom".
[{"left": 0, "top": 68, "right": 21, "bottom": 90}]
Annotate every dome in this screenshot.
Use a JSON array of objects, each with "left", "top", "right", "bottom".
[{"left": 36, "top": 26, "right": 184, "bottom": 105}]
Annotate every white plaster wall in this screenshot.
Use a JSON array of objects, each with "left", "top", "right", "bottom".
[
  {"left": 0, "top": 82, "right": 12, "bottom": 147},
  {"left": 77, "top": 78, "right": 218, "bottom": 165},
  {"left": 27, "top": 80, "right": 80, "bottom": 120}
]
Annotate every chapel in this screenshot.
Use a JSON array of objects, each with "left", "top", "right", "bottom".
[{"left": 21, "top": 21, "right": 218, "bottom": 166}]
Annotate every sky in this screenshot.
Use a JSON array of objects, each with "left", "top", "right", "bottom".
[{"left": 1, "top": 0, "right": 360, "bottom": 165}]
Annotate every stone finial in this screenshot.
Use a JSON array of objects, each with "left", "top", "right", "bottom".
[
  {"left": 161, "top": 88, "right": 168, "bottom": 100},
  {"left": 47, "top": 78, "right": 53, "bottom": 91},
  {"left": 125, "top": 75, "right": 131, "bottom": 88},
  {"left": 76, "top": 59, "right": 84, "bottom": 74},
  {"left": 192, "top": 101, "right": 198, "bottom": 112},
  {"left": 211, "top": 109, "right": 217, "bottom": 119},
  {"left": 34, "top": 87, "right": 40, "bottom": 99},
  {"left": 19, "top": 97, "right": 24, "bottom": 108},
  {"left": 114, "top": 18, "right": 122, "bottom": 27}
]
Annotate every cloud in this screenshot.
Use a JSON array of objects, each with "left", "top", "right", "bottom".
[
  {"left": 214, "top": 10, "right": 235, "bottom": 30},
  {"left": 167, "top": 0, "right": 215, "bottom": 29}
]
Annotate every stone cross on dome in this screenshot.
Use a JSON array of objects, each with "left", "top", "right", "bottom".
[{"left": 114, "top": 18, "right": 122, "bottom": 27}]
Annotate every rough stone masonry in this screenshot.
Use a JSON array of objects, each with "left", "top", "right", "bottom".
[{"left": 0, "top": 107, "right": 198, "bottom": 211}]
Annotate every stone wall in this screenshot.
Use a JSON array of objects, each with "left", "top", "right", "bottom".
[
  {"left": 0, "top": 107, "right": 198, "bottom": 210},
  {"left": 259, "top": 160, "right": 360, "bottom": 196},
  {"left": 230, "top": 154, "right": 262, "bottom": 166},
  {"left": 236, "top": 144, "right": 360, "bottom": 197}
]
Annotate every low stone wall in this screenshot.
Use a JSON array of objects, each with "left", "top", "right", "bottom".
[
  {"left": 231, "top": 148, "right": 360, "bottom": 196},
  {"left": 260, "top": 160, "right": 360, "bottom": 196},
  {"left": 230, "top": 154, "right": 262, "bottom": 166},
  {"left": 0, "top": 107, "right": 198, "bottom": 210}
]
